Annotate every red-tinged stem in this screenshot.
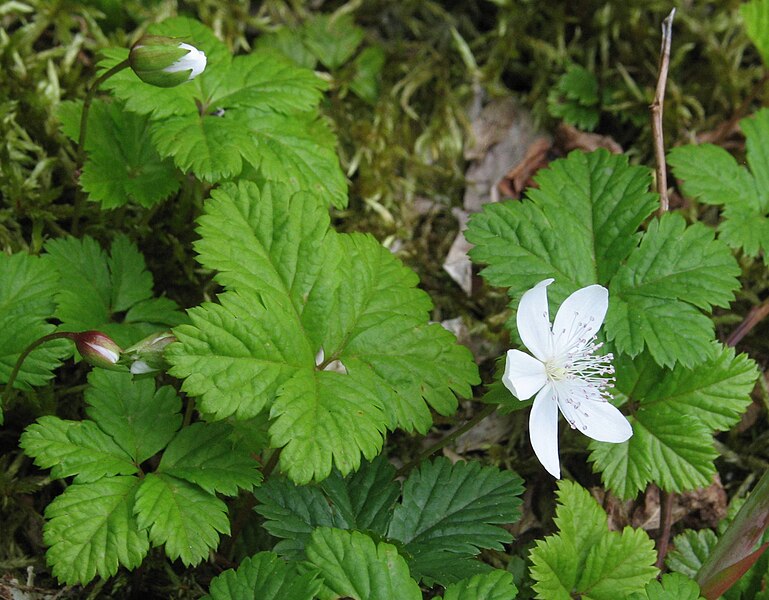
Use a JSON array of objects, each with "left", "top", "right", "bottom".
[{"left": 655, "top": 488, "right": 675, "bottom": 569}]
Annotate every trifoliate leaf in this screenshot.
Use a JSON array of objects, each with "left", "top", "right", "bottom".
[
  {"left": 43, "top": 476, "right": 148, "bottom": 585},
  {"left": 305, "top": 528, "right": 422, "bottom": 600},
  {"left": 629, "top": 573, "right": 704, "bottom": 600},
  {"left": 605, "top": 213, "right": 740, "bottom": 368},
  {"left": 665, "top": 529, "right": 718, "bottom": 578},
  {"left": 467, "top": 149, "right": 657, "bottom": 296},
  {"left": 134, "top": 472, "right": 230, "bottom": 566},
  {"left": 20, "top": 417, "right": 138, "bottom": 483},
  {"left": 0, "top": 252, "right": 69, "bottom": 391},
  {"left": 442, "top": 570, "right": 519, "bottom": 600},
  {"left": 168, "top": 181, "right": 478, "bottom": 483},
  {"left": 387, "top": 457, "right": 523, "bottom": 585},
  {"left": 669, "top": 109, "right": 769, "bottom": 262},
  {"left": 302, "top": 14, "right": 365, "bottom": 70},
  {"left": 58, "top": 99, "right": 179, "bottom": 208},
  {"left": 84, "top": 370, "right": 181, "bottom": 463},
  {"left": 742, "top": 0, "right": 769, "bottom": 67},
  {"left": 590, "top": 404, "right": 717, "bottom": 498},
  {"left": 529, "top": 481, "right": 658, "bottom": 600},
  {"left": 157, "top": 421, "right": 262, "bottom": 496},
  {"left": 45, "top": 235, "right": 184, "bottom": 347},
  {"left": 204, "top": 552, "right": 322, "bottom": 600},
  {"left": 254, "top": 457, "right": 399, "bottom": 558}
]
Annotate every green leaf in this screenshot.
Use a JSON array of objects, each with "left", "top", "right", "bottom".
[
  {"left": 302, "top": 14, "right": 365, "bottom": 70},
  {"left": 442, "top": 570, "right": 519, "bottom": 600},
  {"left": 467, "top": 149, "right": 657, "bottom": 294},
  {"left": 58, "top": 99, "right": 179, "bottom": 208},
  {"left": 84, "top": 370, "right": 181, "bottom": 463},
  {"left": 168, "top": 181, "right": 478, "bottom": 483},
  {"left": 20, "top": 416, "right": 138, "bottom": 483},
  {"left": 665, "top": 529, "right": 717, "bottom": 578},
  {"left": 0, "top": 252, "right": 69, "bottom": 390},
  {"left": 305, "top": 528, "right": 422, "bottom": 600},
  {"left": 529, "top": 481, "right": 658, "bottom": 600},
  {"left": 350, "top": 46, "right": 385, "bottom": 104},
  {"left": 45, "top": 235, "right": 184, "bottom": 347},
  {"left": 134, "top": 472, "right": 230, "bottom": 566},
  {"left": 387, "top": 457, "right": 523, "bottom": 585},
  {"left": 254, "top": 27, "right": 317, "bottom": 69},
  {"left": 605, "top": 213, "right": 739, "bottom": 368},
  {"left": 205, "top": 552, "right": 322, "bottom": 600},
  {"left": 254, "top": 457, "right": 399, "bottom": 558},
  {"left": 157, "top": 421, "right": 262, "bottom": 496},
  {"left": 742, "top": 0, "right": 769, "bottom": 66},
  {"left": 548, "top": 65, "right": 600, "bottom": 130},
  {"left": 629, "top": 573, "right": 704, "bottom": 600},
  {"left": 43, "top": 476, "right": 148, "bottom": 585},
  {"left": 590, "top": 404, "right": 717, "bottom": 498}
]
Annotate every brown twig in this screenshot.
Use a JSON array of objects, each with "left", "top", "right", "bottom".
[
  {"left": 726, "top": 299, "right": 769, "bottom": 347},
  {"left": 656, "top": 488, "right": 675, "bottom": 569},
  {"left": 651, "top": 8, "right": 676, "bottom": 215}
]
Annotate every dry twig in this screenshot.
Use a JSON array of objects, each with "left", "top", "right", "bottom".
[{"left": 651, "top": 8, "right": 676, "bottom": 215}]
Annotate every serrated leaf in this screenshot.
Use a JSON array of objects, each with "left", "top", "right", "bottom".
[
  {"left": 629, "top": 573, "right": 704, "bottom": 600},
  {"left": 134, "top": 472, "right": 230, "bottom": 566},
  {"left": 158, "top": 421, "right": 262, "bottom": 496},
  {"left": 605, "top": 213, "right": 739, "bottom": 368},
  {"left": 20, "top": 416, "right": 137, "bottom": 483},
  {"left": 205, "top": 552, "right": 322, "bottom": 600},
  {"left": 467, "top": 149, "right": 657, "bottom": 293},
  {"left": 530, "top": 481, "right": 658, "bottom": 600},
  {"left": 45, "top": 235, "right": 183, "bottom": 347},
  {"left": 302, "top": 14, "right": 365, "bottom": 70},
  {"left": 169, "top": 181, "right": 478, "bottom": 483},
  {"left": 590, "top": 404, "right": 717, "bottom": 498},
  {"left": 666, "top": 529, "right": 718, "bottom": 578},
  {"left": 59, "top": 99, "right": 179, "bottom": 208},
  {"left": 442, "top": 570, "right": 519, "bottom": 600},
  {"left": 0, "top": 252, "right": 69, "bottom": 391},
  {"left": 84, "top": 370, "right": 181, "bottom": 463},
  {"left": 387, "top": 457, "right": 523, "bottom": 585},
  {"left": 254, "top": 28, "right": 317, "bottom": 69},
  {"left": 742, "top": 0, "right": 769, "bottom": 66},
  {"left": 43, "top": 476, "right": 148, "bottom": 585},
  {"left": 305, "top": 528, "right": 422, "bottom": 600}
]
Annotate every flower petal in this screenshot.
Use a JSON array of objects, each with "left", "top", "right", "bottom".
[
  {"left": 517, "top": 278, "right": 555, "bottom": 361},
  {"left": 552, "top": 284, "right": 608, "bottom": 349},
  {"left": 529, "top": 385, "right": 561, "bottom": 478},
  {"left": 502, "top": 349, "right": 547, "bottom": 400},
  {"left": 557, "top": 392, "right": 633, "bottom": 443}
]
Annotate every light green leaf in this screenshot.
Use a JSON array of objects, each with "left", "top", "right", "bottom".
[
  {"left": 387, "top": 457, "right": 523, "bottom": 585},
  {"left": 134, "top": 472, "right": 230, "bottom": 566},
  {"left": 254, "top": 27, "right": 317, "bottom": 69},
  {"left": 84, "top": 370, "right": 181, "bottom": 464},
  {"left": 605, "top": 213, "right": 739, "bottom": 368},
  {"left": 442, "top": 570, "right": 519, "bottom": 600},
  {"left": 467, "top": 149, "right": 657, "bottom": 294},
  {"left": 350, "top": 46, "right": 385, "bottom": 104},
  {"left": 169, "top": 182, "right": 478, "bottom": 483},
  {"left": 45, "top": 235, "right": 184, "bottom": 347},
  {"left": 742, "top": 0, "right": 769, "bottom": 66},
  {"left": 43, "top": 476, "right": 148, "bottom": 585},
  {"left": 629, "top": 573, "right": 704, "bottom": 600},
  {"left": 302, "top": 14, "right": 365, "bottom": 70},
  {"left": 204, "top": 552, "right": 322, "bottom": 600},
  {"left": 59, "top": 99, "right": 179, "bottom": 208},
  {"left": 20, "top": 416, "right": 137, "bottom": 483},
  {"left": 0, "top": 252, "right": 68, "bottom": 391},
  {"left": 530, "top": 481, "right": 658, "bottom": 600},
  {"left": 305, "top": 528, "right": 422, "bottom": 600},
  {"left": 158, "top": 421, "right": 262, "bottom": 496}
]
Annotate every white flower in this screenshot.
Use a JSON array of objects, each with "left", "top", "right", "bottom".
[
  {"left": 164, "top": 42, "right": 207, "bottom": 80},
  {"left": 503, "top": 278, "right": 632, "bottom": 478}
]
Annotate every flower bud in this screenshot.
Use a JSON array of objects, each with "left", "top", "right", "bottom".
[
  {"left": 122, "top": 331, "right": 176, "bottom": 376},
  {"left": 73, "top": 331, "right": 123, "bottom": 371},
  {"left": 129, "top": 35, "right": 207, "bottom": 88}
]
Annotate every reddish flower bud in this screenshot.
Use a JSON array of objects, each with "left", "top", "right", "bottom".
[{"left": 73, "top": 331, "right": 123, "bottom": 371}]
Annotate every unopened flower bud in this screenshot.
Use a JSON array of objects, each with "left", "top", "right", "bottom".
[
  {"left": 73, "top": 331, "right": 123, "bottom": 371},
  {"left": 129, "top": 35, "right": 207, "bottom": 88},
  {"left": 122, "top": 331, "right": 176, "bottom": 376}
]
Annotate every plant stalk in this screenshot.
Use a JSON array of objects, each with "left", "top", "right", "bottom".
[{"left": 651, "top": 8, "right": 675, "bottom": 215}]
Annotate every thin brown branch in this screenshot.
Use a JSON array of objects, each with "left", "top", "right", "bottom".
[
  {"left": 656, "top": 488, "right": 675, "bottom": 569},
  {"left": 651, "top": 8, "right": 676, "bottom": 215},
  {"left": 726, "top": 299, "right": 769, "bottom": 347}
]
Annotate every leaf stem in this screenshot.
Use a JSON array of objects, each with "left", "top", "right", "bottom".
[
  {"left": 396, "top": 403, "right": 497, "bottom": 478},
  {"left": 1, "top": 332, "right": 75, "bottom": 410},
  {"left": 655, "top": 487, "right": 675, "bottom": 569},
  {"left": 650, "top": 8, "right": 675, "bottom": 215}
]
